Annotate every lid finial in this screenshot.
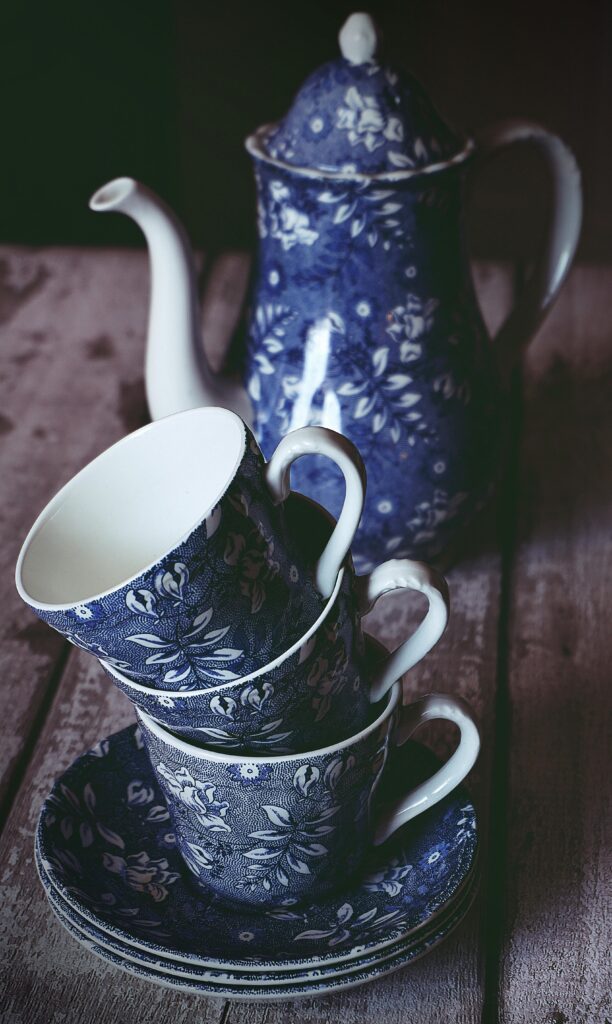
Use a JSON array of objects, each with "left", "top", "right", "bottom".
[{"left": 339, "top": 12, "right": 378, "bottom": 65}]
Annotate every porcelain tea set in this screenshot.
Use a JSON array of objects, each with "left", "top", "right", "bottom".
[{"left": 18, "top": 12, "right": 581, "bottom": 1000}]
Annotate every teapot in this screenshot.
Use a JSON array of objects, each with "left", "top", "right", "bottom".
[{"left": 91, "top": 12, "right": 581, "bottom": 572}]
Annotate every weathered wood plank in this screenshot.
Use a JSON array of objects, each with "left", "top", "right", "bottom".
[
  {"left": 0, "top": 650, "right": 227, "bottom": 1023},
  {"left": 199, "top": 250, "right": 252, "bottom": 373},
  {"left": 0, "top": 248, "right": 152, "bottom": 815},
  {"left": 498, "top": 266, "right": 612, "bottom": 1022}
]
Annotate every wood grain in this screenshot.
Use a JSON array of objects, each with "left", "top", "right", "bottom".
[
  {"left": 0, "top": 248, "right": 150, "bottom": 816},
  {"left": 497, "top": 266, "right": 612, "bottom": 1022}
]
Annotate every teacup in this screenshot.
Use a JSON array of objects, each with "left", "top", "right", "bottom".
[
  {"left": 15, "top": 407, "right": 365, "bottom": 686},
  {"left": 101, "top": 487, "right": 449, "bottom": 755},
  {"left": 102, "top": 549, "right": 448, "bottom": 753},
  {"left": 136, "top": 645, "right": 480, "bottom": 908}
]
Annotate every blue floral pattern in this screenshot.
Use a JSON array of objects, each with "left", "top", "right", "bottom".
[
  {"left": 40, "top": 873, "right": 478, "bottom": 998},
  {"left": 260, "top": 59, "right": 463, "bottom": 175},
  {"left": 30, "top": 440, "right": 326, "bottom": 686},
  {"left": 138, "top": 704, "right": 392, "bottom": 907},
  {"left": 102, "top": 568, "right": 371, "bottom": 755},
  {"left": 243, "top": 48, "right": 500, "bottom": 571},
  {"left": 36, "top": 723, "right": 478, "bottom": 970}
]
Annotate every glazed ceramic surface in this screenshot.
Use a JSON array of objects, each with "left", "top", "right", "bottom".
[
  {"left": 104, "top": 567, "right": 368, "bottom": 753},
  {"left": 16, "top": 408, "right": 365, "bottom": 686},
  {"left": 135, "top": 678, "right": 478, "bottom": 908},
  {"left": 40, "top": 878, "right": 476, "bottom": 1002},
  {"left": 36, "top": 723, "right": 478, "bottom": 970},
  {"left": 241, "top": 15, "right": 582, "bottom": 571},
  {"left": 39, "top": 853, "right": 477, "bottom": 981},
  {"left": 40, "top": 869, "right": 477, "bottom": 988},
  {"left": 103, "top": 557, "right": 449, "bottom": 754}
]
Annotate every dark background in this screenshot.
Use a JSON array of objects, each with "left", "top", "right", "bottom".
[{"left": 1, "top": 0, "right": 610, "bottom": 259}]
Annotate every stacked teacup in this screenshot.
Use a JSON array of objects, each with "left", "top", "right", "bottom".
[{"left": 17, "top": 407, "right": 480, "bottom": 912}]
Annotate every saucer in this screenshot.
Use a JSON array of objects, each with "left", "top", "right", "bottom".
[
  {"left": 38, "top": 847, "right": 478, "bottom": 985},
  {"left": 37, "top": 723, "right": 478, "bottom": 973},
  {"left": 43, "top": 878, "right": 477, "bottom": 1001}
]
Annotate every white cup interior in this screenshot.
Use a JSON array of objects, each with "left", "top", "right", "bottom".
[{"left": 16, "top": 408, "right": 246, "bottom": 607}]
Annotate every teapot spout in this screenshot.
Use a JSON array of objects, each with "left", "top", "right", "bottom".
[{"left": 90, "top": 177, "right": 251, "bottom": 424}]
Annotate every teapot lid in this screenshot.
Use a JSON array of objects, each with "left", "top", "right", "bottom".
[{"left": 254, "top": 13, "right": 469, "bottom": 178}]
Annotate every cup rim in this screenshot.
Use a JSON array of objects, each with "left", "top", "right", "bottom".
[
  {"left": 136, "top": 678, "right": 400, "bottom": 764},
  {"left": 101, "top": 567, "right": 346, "bottom": 697},
  {"left": 15, "top": 407, "right": 248, "bottom": 611}
]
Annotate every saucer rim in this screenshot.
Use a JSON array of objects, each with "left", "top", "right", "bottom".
[
  {"left": 36, "top": 726, "right": 479, "bottom": 972},
  {"left": 38, "top": 845, "right": 478, "bottom": 985},
  {"left": 44, "top": 880, "right": 478, "bottom": 1002}
]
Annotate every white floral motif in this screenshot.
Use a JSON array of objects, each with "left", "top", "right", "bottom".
[
  {"left": 102, "top": 850, "right": 180, "bottom": 902},
  {"left": 125, "top": 606, "right": 243, "bottom": 685},
  {"left": 294, "top": 901, "right": 406, "bottom": 947},
  {"left": 363, "top": 860, "right": 413, "bottom": 896},
  {"left": 126, "top": 589, "right": 158, "bottom": 618},
  {"left": 73, "top": 604, "right": 93, "bottom": 620},
  {"left": 268, "top": 181, "right": 319, "bottom": 251},
  {"left": 336, "top": 87, "right": 403, "bottom": 153},
  {"left": 190, "top": 720, "right": 293, "bottom": 752},
  {"left": 336, "top": 336, "right": 423, "bottom": 445},
  {"left": 386, "top": 294, "right": 439, "bottom": 363},
  {"left": 240, "top": 680, "right": 274, "bottom": 710},
  {"left": 156, "top": 765, "right": 230, "bottom": 833},
  {"left": 317, "top": 186, "right": 405, "bottom": 248},
  {"left": 247, "top": 303, "right": 296, "bottom": 404},
  {"left": 242, "top": 803, "right": 339, "bottom": 891}
]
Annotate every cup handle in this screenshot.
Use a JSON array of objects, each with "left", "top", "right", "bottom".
[
  {"left": 354, "top": 559, "right": 450, "bottom": 703},
  {"left": 374, "top": 693, "right": 480, "bottom": 846},
  {"left": 265, "top": 426, "right": 366, "bottom": 599}
]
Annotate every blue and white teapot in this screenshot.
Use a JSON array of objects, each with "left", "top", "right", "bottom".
[{"left": 92, "top": 12, "right": 581, "bottom": 571}]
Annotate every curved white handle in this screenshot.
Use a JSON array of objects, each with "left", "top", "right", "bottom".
[
  {"left": 264, "top": 426, "right": 366, "bottom": 599},
  {"left": 474, "top": 120, "right": 582, "bottom": 372},
  {"left": 354, "top": 559, "right": 450, "bottom": 703},
  {"left": 374, "top": 693, "right": 480, "bottom": 845}
]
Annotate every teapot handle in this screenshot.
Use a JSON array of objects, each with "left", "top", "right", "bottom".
[{"left": 472, "top": 120, "right": 582, "bottom": 372}]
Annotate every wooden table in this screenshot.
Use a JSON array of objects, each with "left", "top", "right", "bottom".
[{"left": 0, "top": 249, "right": 609, "bottom": 1022}]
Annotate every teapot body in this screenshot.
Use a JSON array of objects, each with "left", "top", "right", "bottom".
[{"left": 245, "top": 156, "right": 503, "bottom": 570}]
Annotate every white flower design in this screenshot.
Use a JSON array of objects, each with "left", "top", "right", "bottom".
[
  {"left": 156, "top": 764, "right": 230, "bottom": 833},
  {"left": 268, "top": 181, "right": 319, "bottom": 251},
  {"left": 125, "top": 607, "right": 243, "bottom": 685},
  {"left": 243, "top": 803, "right": 338, "bottom": 890},
  {"left": 102, "top": 850, "right": 180, "bottom": 902},
  {"left": 126, "top": 589, "right": 158, "bottom": 618},
  {"left": 294, "top": 901, "right": 406, "bottom": 947},
  {"left": 363, "top": 861, "right": 413, "bottom": 896},
  {"left": 336, "top": 87, "right": 402, "bottom": 153},
  {"left": 240, "top": 680, "right": 274, "bottom": 710},
  {"left": 317, "top": 185, "right": 405, "bottom": 249},
  {"left": 386, "top": 294, "right": 438, "bottom": 363},
  {"left": 247, "top": 303, "right": 296, "bottom": 404}
]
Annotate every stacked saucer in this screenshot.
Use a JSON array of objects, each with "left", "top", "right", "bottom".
[{"left": 35, "top": 724, "right": 479, "bottom": 1001}]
